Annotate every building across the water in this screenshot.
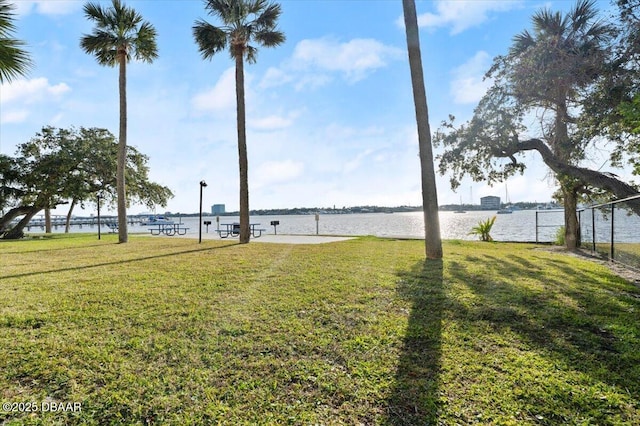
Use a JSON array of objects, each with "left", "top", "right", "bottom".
[
  {"left": 480, "top": 196, "right": 501, "bottom": 210},
  {"left": 211, "top": 204, "right": 226, "bottom": 215}
]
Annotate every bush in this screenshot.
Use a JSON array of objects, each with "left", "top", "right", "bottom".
[
  {"left": 555, "top": 226, "right": 566, "bottom": 246},
  {"left": 469, "top": 216, "right": 496, "bottom": 242}
]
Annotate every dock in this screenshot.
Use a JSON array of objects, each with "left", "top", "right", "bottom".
[{"left": 22, "top": 216, "right": 144, "bottom": 231}]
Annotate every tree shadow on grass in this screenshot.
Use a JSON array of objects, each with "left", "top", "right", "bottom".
[
  {"left": 448, "top": 252, "right": 640, "bottom": 417},
  {"left": 387, "top": 259, "right": 444, "bottom": 425},
  {"left": 0, "top": 242, "right": 239, "bottom": 280},
  {"left": 0, "top": 241, "right": 114, "bottom": 255}
]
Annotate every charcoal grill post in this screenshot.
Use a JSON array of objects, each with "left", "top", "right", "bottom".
[
  {"left": 270, "top": 220, "right": 280, "bottom": 235},
  {"left": 199, "top": 180, "right": 207, "bottom": 243}
]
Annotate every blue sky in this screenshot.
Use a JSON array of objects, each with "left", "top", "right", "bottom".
[{"left": 0, "top": 0, "right": 623, "bottom": 215}]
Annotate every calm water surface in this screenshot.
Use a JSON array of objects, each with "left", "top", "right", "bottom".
[
  {"left": 160, "top": 210, "right": 566, "bottom": 242},
  {"left": 36, "top": 209, "right": 638, "bottom": 243}
]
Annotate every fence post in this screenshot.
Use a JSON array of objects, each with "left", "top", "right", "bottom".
[
  {"left": 591, "top": 208, "right": 596, "bottom": 252},
  {"left": 577, "top": 210, "right": 581, "bottom": 247},
  {"left": 535, "top": 210, "right": 539, "bottom": 243},
  {"left": 610, "top": 204, "right": 615, "bottom": 261}
]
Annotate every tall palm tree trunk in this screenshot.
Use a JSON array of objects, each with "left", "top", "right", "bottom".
[
  {"left": 402, "top": 0, "right": 442, "bottom": 259},
  {"left": 235, "top": 53, "right": 250, "bottom": 244},
  {"left": 117, "top": 51, "right": 128, "bottom": 243}
]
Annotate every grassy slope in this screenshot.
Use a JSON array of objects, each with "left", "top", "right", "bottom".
[{"left": 0, "top": 235, "right": 638, "bottom": 425}]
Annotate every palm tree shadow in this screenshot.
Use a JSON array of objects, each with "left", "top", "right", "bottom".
[
  {"left": 0, "top": 242, "right": 239, "bottom": 281},
  {"left": 387, "top": 259, "right": 444, "bottom": 425}
]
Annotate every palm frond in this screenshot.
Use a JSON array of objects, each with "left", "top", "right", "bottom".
[
  {"left": 134, "top": 22, "right": 159, "bottom": 62},
  {"left": 254, "top": 29, "right": 285, "bottom": 48},
  {"left": 81, "top": 0, "right": 157, "bottom": 66},
  {"left": 0, "top": 0, "right": 32, "bottom": 82},
  {"left": 533, "top": 9, "right": 565, "bottom": 37},
  {"left": 193, "top": 20, "right": 228, "bottom": 60},
  {"left": 113, "top": 0, "right": 144, "bottom": 34},
  {"left": 0, "top": 0, "right": 18, "bottom": 37},
  {"left": 511, "top": 30, "right": 534, "bottom": 55},
  {"left": 195, "top": 0, "right": 283, "bottom": 61},
  {"left": 569, "top": 0, "right": 598, "bottom": 32},
  {"left": 204, "top": 0, "right": 236, "bottom": 25},
  {"left": 244, "top": 44, "right": 258, "bottom": 64},
  {"left": 0, "top": 39, "right": 32, "bottom": 83},
  {"left": 253, "top": 3, "right": 281, "bottom": 30},
  {"left": 80, "top": 31, "right": 118, "bottom": 66},
  {"left": 82, "top": 2, "right": 110, "bottom": 29}
]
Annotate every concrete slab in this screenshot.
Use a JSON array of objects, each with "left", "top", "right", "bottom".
[
  {"left": 165, "top": 232, "right": 355, "bottom": 244},
  {"left": 251, "top": 234, "right": 355, "bottom": 245}
]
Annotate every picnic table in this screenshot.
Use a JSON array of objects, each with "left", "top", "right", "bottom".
[
  {"left": 217, "top": 222, "right": 266, "bottom": 238},
  {"left": 147, "top": 222, "right": 189, "bottom": 236}
]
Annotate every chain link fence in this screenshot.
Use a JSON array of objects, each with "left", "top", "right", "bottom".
[{"left": 579, "top": 195, "right": 640, "bottom": 271}]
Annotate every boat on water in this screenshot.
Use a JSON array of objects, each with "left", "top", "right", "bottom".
[
  {"left": 141, "top": 215, "right": 173, "bottom": 226},
  {"left": 497, "top": 185, "right": 514, "bottom": 214},
  {"left": 454, "top": 195, "right": 467, "bottom": 213}
]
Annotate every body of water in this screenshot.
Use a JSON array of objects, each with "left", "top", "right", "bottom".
[
  {"left": 25, "top": 209, "right": 639, "bottom": 243},
  {"left": 44, "top": 210, "right": 564, "bottom": 242}
]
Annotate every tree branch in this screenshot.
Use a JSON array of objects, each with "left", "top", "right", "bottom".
[{"left": 502, "top": 137, "right": 640, "bottom": 212}]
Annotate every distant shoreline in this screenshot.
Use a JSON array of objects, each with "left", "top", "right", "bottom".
[{"left": 143, "top": 202, "right": 559, "bottom": 218}]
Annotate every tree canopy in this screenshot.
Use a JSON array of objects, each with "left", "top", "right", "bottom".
[
  {"left": 434, "top": 0, "right": 640, "bottom": 248},
  {"left": 0, "top": 126, "right": 173, "bottom": 239}
]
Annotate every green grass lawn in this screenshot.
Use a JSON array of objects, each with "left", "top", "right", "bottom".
[{"left": 1, "top": 235, "right": 639, "bottom": 425}]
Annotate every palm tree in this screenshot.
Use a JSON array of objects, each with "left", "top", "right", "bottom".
[
  {"left": 80, "top": 0, "right": 158, "bottom": 243},
  {"left": 402, "top": 0, "right": 442, "bottom": 259},
  {"left": 0, "top": 0, "right": 32, "bottom": 83},
  {"left": 508, "top": 0, "right": 613, "bottom": 249},
  {"left": 193, "top": 0, "right": 285, "bottom": 244}
]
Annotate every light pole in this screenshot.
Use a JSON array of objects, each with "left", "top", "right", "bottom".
[
  {"left": 97, "top": 193, "right": 102, "bottom": 240},
  {"left": 199, "top": 180, "right": 207, "bottom": 243}
]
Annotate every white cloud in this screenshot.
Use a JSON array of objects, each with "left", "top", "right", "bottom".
[
  {"left": 191, "top": 67, "right": 237, "bottom": 115},
  {"left": 14, "top": 1, "right": 82, "bottom": 16},
  {"left": 292, "top": 38, "right": 403, "bottom": 83},
  {"left": 450, "top": 51, "right": 492, "bottom": 104},
  {"left": 397, "top": 0, "right": 522, "bottom": 35},
  {"left": 259, "top": 67, "right": 293, "bottom": 89},
  {"left": 253, "top": 160, "right": 305, "bottom": 188},
  {"left": 0, "top": 77, "right": 71, "bottom": 105},
  {"left": 0, "top": 109, "right": 29, "bottom": 124},
  {"left": 250, "top": 110, "right": 300, "bottom": 131},
  {"left": 293, "top": 74, "right": 332, "bottom": 91},
  {"left": 344, "top": 149, "right": 375, "bottom": 174},
  {"left": 324, "top": 123, "right": 385, "bottom": 143},
  {"left": 491, "top": 174, "right": 557, "bottom": 204},
  {"left": 260, "top": 37, "right": 402, "bottom": 91}
]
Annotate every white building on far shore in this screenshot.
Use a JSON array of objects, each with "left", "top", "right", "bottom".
[{"left": 480, "top": 196, "right": 501, "bottom": 210}]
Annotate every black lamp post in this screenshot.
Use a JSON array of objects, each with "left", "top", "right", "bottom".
[
  {"left": 97, "top": 193, "right": 102, "bottom": 240},
  {"left": 199, "top": 180, "right": 207, "bottom": 243}
]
